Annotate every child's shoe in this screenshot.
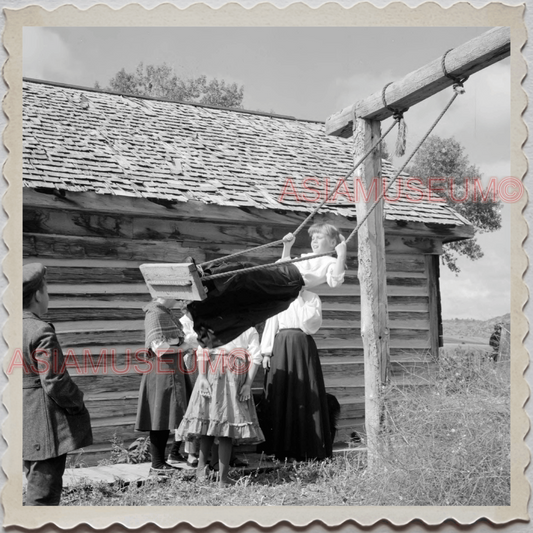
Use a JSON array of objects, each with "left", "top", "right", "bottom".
[
  {"left": 167, "top": 452, "right": 187, "bottom": 466},
  {"left": 149, "top": 463, "right": 178, "bottom": 477}
]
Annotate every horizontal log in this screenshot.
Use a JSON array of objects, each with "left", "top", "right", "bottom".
[
  {"left": 70, "top": 373, "right": 142, "bottom": 395},
  {"left": 321, "top": 360, "right": 433, "bottom": 379},
  {"left": 23, "top": 188, "right": 358, "bottom": 229},
  {"left": 24, "top": 188, "right": 466, "bottom": 248},
  {"left": 315, "top": 284, "right": 427, "bottom": 297},
  {"left": 326, "top": 27, "right": 510, "bottom": 136},
  {"left": 84, "top": 397, "right": 139, "bottom": 420},
  {"left": 90, "top": 420, "right": 139, "bottom": 445},
  {"left": 36, "top": 264, "right": 427, "bottom": 290},
  {"left": 47, "top": 306, "right": 426, "bottom": 329},
  {"left": 58, "top": 324, "right": 432, "bottom": 350},
  {"left": 57, "top": 329, "right": 145, "bottom": 347},
  {"left": 25, "top": 231, "right": 359, "bottom": 265},
  {"left": 43, "top": 266, "right": 145, "bottom": 285},
  {"left": 322, "top": 310, "right": 428, "bottom": 323},
  {"left": 314, "top": 327, "right": 429, "bottom": 342},
  {"left": 45, "top": 307, "right": 145, "bottom": 322},
  {"left": 54, "top": 319, "right": 144, "bottom": 333},
  {"left": 24, "top": 207, "right": 359, "bottom": 252},
  {"left": 316, "top": 338, "right": 430, "bottom": 350},
  {"left": 24, "top": 257, "right": 146, "bottom": 268},
  {"left": 49, "top": 292, "right": 152, "bottom": 303},
  {"left": 322, "top": 316, "right": 430, "bottom": 330},
  {"left": 49, "top": 283, "right": 148, "bottom": 295},
  {"left": 47, "top": 292, "right": 428, "bottom": 311},
  {"left": 59, "top": 345, "right": 432, "bottom": 363},
  {"left": 24, "top": 209, "right": 134, "bottom": 239},
  {"left": 24, "top": 233, "right": 204, "bottom": 262}
]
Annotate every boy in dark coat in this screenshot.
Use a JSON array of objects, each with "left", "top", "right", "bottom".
[{"left": 22, "top": 263, "right": 92, "bottom": 505}]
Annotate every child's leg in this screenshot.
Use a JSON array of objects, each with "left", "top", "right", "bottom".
[
  {"left": 210, "top": 442, "right": 219, "bottom": 471},
  {"left": 149, "top": 430, "right": 170, "bottom": 469},
  {"left": 197, "top": 435, "right": 214, "bottom": 480},
  {"left": 218, "top": 437, "right": 236, "bottom": 487},
  {"left": 184, "top": 439, "right": 199, "bottom": 465}
]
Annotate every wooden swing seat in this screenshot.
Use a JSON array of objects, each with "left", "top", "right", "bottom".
[{"left": 139, "top": 263, "right": 207, "bottom": 301}]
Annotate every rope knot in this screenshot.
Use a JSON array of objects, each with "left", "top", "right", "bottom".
[{"left": 381, "top": 82, "right": 408, "bottom": 157}]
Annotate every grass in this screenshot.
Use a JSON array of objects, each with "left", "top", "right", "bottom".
[{"left": 60, "top": 347, "right": 510, "bottom": 507}]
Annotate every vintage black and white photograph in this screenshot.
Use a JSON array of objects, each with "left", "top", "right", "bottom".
[{"left": 1, "top": 1, "right": 528, "bottom": 529}]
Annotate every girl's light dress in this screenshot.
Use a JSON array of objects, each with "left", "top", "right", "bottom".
[{"left": 175, "top": 328, "right": 265, "bottom": 445}]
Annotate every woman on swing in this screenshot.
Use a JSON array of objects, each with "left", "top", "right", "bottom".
[{"left": 187, "top": 223, "right": 347, "bottom": 349}]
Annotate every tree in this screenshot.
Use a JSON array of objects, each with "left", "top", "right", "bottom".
[
  {"left": 408, "top": 135, "right": 502, "bottom": 273},
  {"left": 97, "top": 62, "right": 244, "bottom": 109}
]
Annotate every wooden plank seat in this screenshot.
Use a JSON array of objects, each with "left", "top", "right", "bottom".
[{"left": 139, "top": 263, "right": 207, "bottom": 301}]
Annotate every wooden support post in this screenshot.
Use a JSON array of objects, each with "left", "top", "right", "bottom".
[
  {"left": 353, "top": 117, "right": 390, "bottom": 469},
  {"left": 425, "top": 255, "right": 443, "bottom": 359}
]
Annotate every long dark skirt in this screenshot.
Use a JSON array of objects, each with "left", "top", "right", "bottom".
[
  {"left": 188, "top": 262, "right": 304, "bottom": 349},
  {"left": 135, "top": 352, "right": 189, "bottom": 431},
  {"left": 260, "top": 329, "right": 332, "bottom": 461}
]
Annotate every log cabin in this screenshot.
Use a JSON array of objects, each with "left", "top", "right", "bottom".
[{"left": 22, "top": 79, "right": 474, "bottom": 464}]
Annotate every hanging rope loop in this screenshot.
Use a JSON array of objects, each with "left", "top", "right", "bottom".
[
  {"left": 381, "top": 82, "right": 408, "bottom": 157},
  {"left": 442, "top": 48, "right": 470, "bottom": 87}
]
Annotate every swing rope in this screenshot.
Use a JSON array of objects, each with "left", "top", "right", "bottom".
[
  {"left": 198, "top": 115, "right": 402, "bottom": 270},
  {"left": 200, "top": 81, "right": 466, "bottom": 283}
]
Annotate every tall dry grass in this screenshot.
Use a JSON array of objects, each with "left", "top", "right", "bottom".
[
  {"left": 361, "top": 347, "right": 511, "bottom": 506},
  {"left": 61, "top": 346, "right": 510, "bottom": 506}
]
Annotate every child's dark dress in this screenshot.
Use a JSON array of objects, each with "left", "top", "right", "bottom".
[{"left": 135, "top": 302, "right": 188, "bottom": 431}]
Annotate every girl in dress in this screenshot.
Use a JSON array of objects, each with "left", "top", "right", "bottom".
[
  {"left": 135, "top": 297, "right": 194, "bottom": 475},
  {"left": 175, "top": 327, "right": 264, "bottom": 487},
  {"left": 259, "top": 223, "right": 346, "bottom": 461}
]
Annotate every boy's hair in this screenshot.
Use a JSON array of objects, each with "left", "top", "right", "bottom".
[{"left": 308, "top": 223, "right": 343, "bottom": 246}]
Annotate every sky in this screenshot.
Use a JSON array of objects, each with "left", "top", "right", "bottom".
[{"left": 22, "top": 27, "right": 512, "bottom": 320}]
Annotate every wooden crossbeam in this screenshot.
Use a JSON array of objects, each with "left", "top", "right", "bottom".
[{"left": 326, "top": 27, "right": 510, "bottom": 137}]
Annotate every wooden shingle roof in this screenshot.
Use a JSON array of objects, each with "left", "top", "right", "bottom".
[{"left": 22, "top": 79, "right": 471, "bottom": 228}]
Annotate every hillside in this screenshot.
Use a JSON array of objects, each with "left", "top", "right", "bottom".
[{"left": 442, "top": 313, "right": 510, "bottom": 346}]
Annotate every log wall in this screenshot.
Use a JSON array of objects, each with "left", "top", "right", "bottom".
[{"left": 23, "top": 189, "right": 440, "bottom": 464}]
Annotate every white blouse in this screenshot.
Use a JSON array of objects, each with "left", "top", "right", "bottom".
[
  {"left": 292, "top": 253, "right": 345, "bottom": 289},
  {"left": 260, "top": 290, "right": 322, "bottom": 355},
  {"left": 197, "top": 327, "right": 262, "bottom": 366}
]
